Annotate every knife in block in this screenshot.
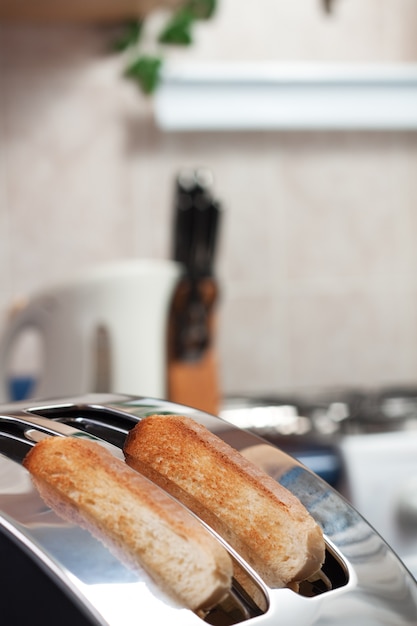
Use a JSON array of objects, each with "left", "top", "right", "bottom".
[{"left": 166, "top": 276, "right": 220, "bottom": 416}]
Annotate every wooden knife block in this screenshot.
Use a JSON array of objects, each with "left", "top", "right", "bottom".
[{"left": 167, "top": 278, "right": 220, "bottom": 416}]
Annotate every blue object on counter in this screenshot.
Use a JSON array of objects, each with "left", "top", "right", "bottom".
[{"left": 8, "top": 377, "right": 36, "bottom": 401}]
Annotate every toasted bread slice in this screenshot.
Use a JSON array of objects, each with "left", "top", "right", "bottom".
[
  {"left": 23, "top": 435, "right": 233, "bottom": 611},
  {"left": 124, "top": 414, "right": 325, "bottom": 588}
]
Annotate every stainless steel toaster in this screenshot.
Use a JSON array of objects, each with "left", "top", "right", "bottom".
[{"left": 0, "top": 393, "right": 416, "bottom": 625}]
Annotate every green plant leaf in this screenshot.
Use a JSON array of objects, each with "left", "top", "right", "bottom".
[
  {"left": 115, "top": 1, "right": 217, "bottom": 95},
  {"left": 112, "top": 21, "right": 143, "bottom": 52},
  {"left": 158, "top": 8, "right": 194, "bottom": 45},
  {"left": 125, "top": 55, "right": 163, "bottom": 94}
]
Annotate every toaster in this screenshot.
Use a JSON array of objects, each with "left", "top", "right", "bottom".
[{"left": 0, "top": 393, "right": 416, "bottom": 625}]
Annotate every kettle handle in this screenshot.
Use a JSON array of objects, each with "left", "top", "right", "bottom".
[{"left": 0, "top": 298, "right": 48, "bottom": 402}]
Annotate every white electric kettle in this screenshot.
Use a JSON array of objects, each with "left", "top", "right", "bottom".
[{"left": 0, "top": 259, "right": 182, "bottom": 402}]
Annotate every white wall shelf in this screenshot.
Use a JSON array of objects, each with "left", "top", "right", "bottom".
[{"left": 154, "top": 62, "right": 417, "bottom": 132}]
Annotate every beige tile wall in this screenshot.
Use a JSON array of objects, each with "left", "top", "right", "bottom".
[{"left": 0, "top": 0, "right": 417, "bottom": 399}]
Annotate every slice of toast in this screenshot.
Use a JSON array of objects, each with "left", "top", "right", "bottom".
[
  {"left": 23, "top": 435, "right": 233, "bottom": 611},
  {"left": 124, "top": 414, "right": 325, "bottom": 588}
]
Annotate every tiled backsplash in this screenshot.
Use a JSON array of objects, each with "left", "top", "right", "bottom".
[{"left": 1, "top": 1, "right": 417, "bottom": 398}]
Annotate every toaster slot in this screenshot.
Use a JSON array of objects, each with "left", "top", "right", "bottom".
[
  {"left": 298, "top": 544, "right": 349, "bottom": 597},
  {"left": 201, "top": 542, "right": 349, "bottom": 625},
  {"left": 29, "top": 406, "right": 134, "bottom": 448},
  {"left": 0, "top": 419, "right": 35, "bottom": 461},
  {"left": 54, "top": 415, "right": 129, "bottom": 448},
  {"left": 203, "top": 583, "right": 264, "bottom": 625}
]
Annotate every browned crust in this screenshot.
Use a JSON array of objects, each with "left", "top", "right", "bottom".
[
  {"left": 23, "top": 435, "right": 233, "bottom": 611},
  {"left": 124, "top": 415, "right": 325, "bottom": 588}
]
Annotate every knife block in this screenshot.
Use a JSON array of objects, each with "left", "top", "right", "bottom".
[{"left": 166, "top": 277, "right": 220, "bottom": 416}]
